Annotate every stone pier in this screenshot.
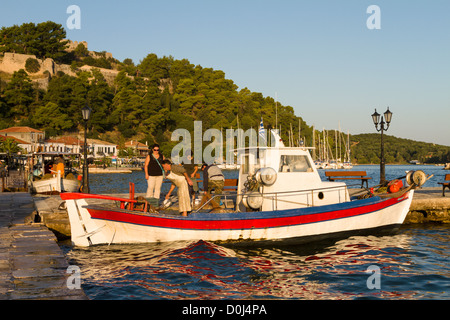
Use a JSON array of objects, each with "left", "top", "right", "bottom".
[
  {"left": 0, "top": 193, "right": 88, "bottom": 300},
  {"left": 405, "top": 187, "right": 450, "bottom": 223}
]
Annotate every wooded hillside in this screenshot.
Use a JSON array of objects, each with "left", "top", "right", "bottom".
[
  {"left": 0, "top": 22, "right": 308, "bottom": 156},
  {"left": 1, "top": 22, "right": 449, "bottom": 164},
  {"left": 350, "top": 134, "right": 450, "bottom": 165}
]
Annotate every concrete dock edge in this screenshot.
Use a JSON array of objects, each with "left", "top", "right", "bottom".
[{"left": 0, "top": 193, "right": 88, "bottom": 300}]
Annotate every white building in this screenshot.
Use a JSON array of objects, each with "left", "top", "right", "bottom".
[
  {"left": 0, "top": 126, "right": 45, "bottom": 152},
  {"left": 0, "top": 127, "right": 118, "bottom": 158},
  {"left": 86, "top": 138, "right": 118, "bottom": 158},
  {"left": 44, "top": 136, "right": 83, "bottom": 153}
]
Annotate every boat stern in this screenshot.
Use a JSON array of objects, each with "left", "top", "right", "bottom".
[{"left": 61, "top": 193, "right": 110, "bottom": 246}]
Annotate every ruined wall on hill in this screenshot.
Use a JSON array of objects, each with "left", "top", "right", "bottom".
[{"left": 0, "top": 50, "right": 120, "bottom": 89}]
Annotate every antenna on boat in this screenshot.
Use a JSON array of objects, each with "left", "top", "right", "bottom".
[{"left": 275, "top": 92, "right": 278, "bottom": 130}]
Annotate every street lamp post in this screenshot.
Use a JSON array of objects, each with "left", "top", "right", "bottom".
[
  {"left": 81, "top": 104, "right": 92, "bottom": 193},
  {"left": 371, "top": 107, "right": 392, "bottom": 185}
]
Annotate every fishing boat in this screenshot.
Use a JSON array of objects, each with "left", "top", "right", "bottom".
[
  {"left": 31, "top": 152, "right": 81, "bottom": 194},
  {"left": 61, "top": 131, "right": 427, "bottom": 247}
]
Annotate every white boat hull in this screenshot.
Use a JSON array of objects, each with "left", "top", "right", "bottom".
[
  {"left": 32, "top": 172, "right": 79, "bottom": 194},
  {"left": 61, "top": 191, "right": 413, "bottom": 247}
]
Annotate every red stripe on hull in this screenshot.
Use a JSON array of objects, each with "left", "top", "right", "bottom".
[{"left": 87, "top": 196, "right": 406, "bottom": 230}]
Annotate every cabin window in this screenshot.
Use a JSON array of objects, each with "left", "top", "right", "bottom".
[
  {"left": 242, "top": 155, "right": 250, "bottom": 174},
  {"left": 279, "top": 155, "right": 313, "bottom": 172}
]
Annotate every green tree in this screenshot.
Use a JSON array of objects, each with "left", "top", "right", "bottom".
[
  {"left": 0, "top": 137, "right": 23, "bottom": 153},
  {"left": 111, "top": 86, "right": 142, "bottom": 133},
  {"left": 141, "top": 85, "right": 172, "bottom": 136},
  {"left": 87, "top": 69, "right": 114, "bottom": 134},
  {"left": 42, "top": 71, "right": 94, "bottom": 130},
  {"left": 3, "top": 69, "right": 35, "bottom": 118},
  {"left": 35, "top": 21, "right": 68, "bottom": 60},
  {"left": 25, "top": 58, "right": 41, "bottom": 73},
  {"left": 121, "top": 58, "right": 137, "bottom": 76},
  {"left": 74, "top": 43, "right": 89, "bottom": 58},
  {"left": 0, "top": 95, "right": 8, "bottom": 120},
  {"left": 0, "top": 21, "right": 68, "bottom": 60},
  {"left": 139, "top": 53, "right": 171, "bottom": 83},
  {"left": 33, "top": 102, "right": 73, "bottom": 136}
]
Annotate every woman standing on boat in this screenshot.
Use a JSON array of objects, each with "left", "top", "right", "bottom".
[
  {"left": 161, "top": 160, "right": 193, "bottom": 216},
  {"left": 144, "top": 144, "right": 165, "bottom": 203}
]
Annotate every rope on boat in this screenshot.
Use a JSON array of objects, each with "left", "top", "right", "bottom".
[{"left": 355, "top": 172, "right": 434, "bottom": 200}]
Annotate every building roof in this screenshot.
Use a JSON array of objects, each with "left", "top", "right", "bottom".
[
  {"left": 47, "top": 136, "right": 83, "bottom": 145},
  {"left": 124, "top": 140, "right": 149, "bottom": 149},
  {"left": 87, "top": 138, "right": 117, "bottom": 146},
  {"left": 0, "top": 126, "right": 44, "bottom": 134},
  {"left": 0, "top": 135, "right": 30, "bottom": 145}
]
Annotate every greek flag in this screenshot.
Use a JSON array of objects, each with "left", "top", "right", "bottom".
[{"left": 259, "top": 117, "right": 267, "bottom": 146}]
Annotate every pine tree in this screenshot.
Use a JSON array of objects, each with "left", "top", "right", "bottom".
[
  {"left": 33, "top": 102, "right": 73, "bottom": 136},
  {"left": 3, "top": 69, "right": 35, "bottom": 118}
]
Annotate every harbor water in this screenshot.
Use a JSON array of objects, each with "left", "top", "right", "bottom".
[
  {"left": 62, "top": 165, "right": 450, "bottom": 300},
  {"left": 87, "top": 164, "right": 449, "bottom": 195}
]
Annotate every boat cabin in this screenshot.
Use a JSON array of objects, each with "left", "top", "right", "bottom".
[
  {"left": 31, "top": 152, "right": 81, "bottom": 177},
  {"left": 236, "top": 130, "right": 349, "bottom": 212}
]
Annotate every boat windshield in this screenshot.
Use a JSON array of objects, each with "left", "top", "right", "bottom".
[{"left": 279, "top": 155, "right": 313, "bottom": 172}]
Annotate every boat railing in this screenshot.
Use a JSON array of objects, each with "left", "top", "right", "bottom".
[
  {"left": 194, "top": 184, "right": 350, "bottom": 213},
  {"left": 193, "top": 194, "right": 225, "bottom": 213},
  {"left": 62, "top": 184, "right": 351, "bottom": 214},
  {"left": 259, "top": 184, "right": 349, "bottom": 210}
]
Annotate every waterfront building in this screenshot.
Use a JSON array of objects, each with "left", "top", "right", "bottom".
[
  {"left": 0, "top": 126, "right": 45, "bottom": 152},
  {"left": 123, "top": 140, "right": 149, "bottom": 158},
  {"left": 0, "top": 126, "right": 118, "bottom": 158}
]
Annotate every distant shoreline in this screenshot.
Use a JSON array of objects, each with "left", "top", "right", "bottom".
[{"left": 89, "top": 167, "right": 141, "bottom": 174}]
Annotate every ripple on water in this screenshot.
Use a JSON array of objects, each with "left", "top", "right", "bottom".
[{"left": 62, "top": 225, "right": 450, "bottom": 300}]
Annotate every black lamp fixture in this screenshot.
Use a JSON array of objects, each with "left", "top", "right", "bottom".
[
  {"left": 82, "top": 104, "right": 92, "bottom": 193},
  {"left": 82, "top": 104, "right": 92, "bottom": 122},
  {"left": 371, "top": 107, "right": 393, "bottom": 184},
  {"left": 371, "top": 109, "right": 380, "bottom": 127}
]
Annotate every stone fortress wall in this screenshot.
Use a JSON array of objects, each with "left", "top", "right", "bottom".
[{"left": 0, "top": 40, "right": 119, "bottom": 89}]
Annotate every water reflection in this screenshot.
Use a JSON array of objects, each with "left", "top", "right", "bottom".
[
  {"left": 72, "top": 168, "right": 450, "bottom": 300},
  {"left": 63, "top": 226, "right": 450, "bottom": 300},
  {"left": 229, "top": 233, "right": 415, "bottom": 299}
]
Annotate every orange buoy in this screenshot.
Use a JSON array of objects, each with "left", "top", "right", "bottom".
[{"left": 388, "top": 179, "right": 403, "bottom": 193}]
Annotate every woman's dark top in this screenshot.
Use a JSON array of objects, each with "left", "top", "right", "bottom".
[{"left": 147, "top": 154, "right": 163, "bottom": 176}]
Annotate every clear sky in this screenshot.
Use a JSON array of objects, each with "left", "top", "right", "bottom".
[{"left": 1, "top": 0, "right": 449, "bottom": 146}]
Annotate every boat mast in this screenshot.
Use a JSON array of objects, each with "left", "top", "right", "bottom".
[
  {"left": 298, "top": 119, "right": 301, "bottom": 147},
  {"left": 335, "top": 130, "right": 338, "bottom": 162},
  {"left": 312, "top": 126, "right": 316, "bottom": 159}
]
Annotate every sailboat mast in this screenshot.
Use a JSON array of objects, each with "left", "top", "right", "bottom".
[
  {"left": 312, "top": 126, "right": 316, "bottom": 159},
  {"left": 298, "top": 119, "right": 301, "bottom": 147}
]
